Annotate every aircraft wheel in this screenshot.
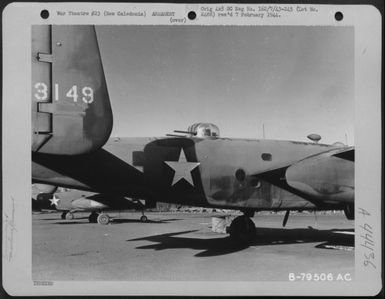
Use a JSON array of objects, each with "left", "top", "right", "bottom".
[
  {"left": 97, "top": 213, "right": 110, "bottom": 225},
  {"left": 61, "top": 211, "right": 68, "bottom": 220},
  {"left": 65, "top": 212, "right": 75, "bottom": 220},
  {"left": 140, "top": 215, "right": 148, "bottom": 223},
  {"left": 228, "top": 215, "right": 256, "bottom": 244},
  {"left": 88, "top": 212, "right": 98, "bottom": 223}
]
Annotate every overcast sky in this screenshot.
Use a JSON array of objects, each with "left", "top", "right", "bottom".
[{"left": 96, "top": 25, "right": 354, "bottom": 145}]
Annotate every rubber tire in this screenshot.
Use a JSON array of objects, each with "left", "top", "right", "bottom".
[
  {"left": 65, "top": 212, "right": 74, "bottom": 220},
  {"left": 228, "top": 215, "right": 256, "bottom": 244},
  {"left": 140, "top": 215, "right": 148, "bottom": 223},
  {"left": 97, "top": 213, "right": 110, "bottom": 225}
]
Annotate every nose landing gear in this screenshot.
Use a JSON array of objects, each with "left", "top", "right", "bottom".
[
  {"left": 133, "top": 198, "right": 148, "bottom": 222},
  {"left": 140, "top": 210, "right": 148, "bottom": 223}
]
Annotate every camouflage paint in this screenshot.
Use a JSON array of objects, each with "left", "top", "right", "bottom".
[
  {"left": 32, "top": 25, "right": 113, "bottom": 155},
  {"left": 33, "top": 137, "right": 352, "bottom": 210}
]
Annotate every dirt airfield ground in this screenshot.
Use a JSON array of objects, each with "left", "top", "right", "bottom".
[{"left": 32, "top": 211, "right": 354, "bottom": 281}]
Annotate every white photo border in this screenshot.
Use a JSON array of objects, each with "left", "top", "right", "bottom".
[{"left": 2, "top": 2, "right": 382, "bottom": 296}]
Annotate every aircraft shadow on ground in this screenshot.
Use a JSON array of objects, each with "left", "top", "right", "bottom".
[
  {"left": 112, "top": 218, "right": 181, "bottom": 224},
  {"left": 127, "top": 227, "right": 354, "bottom": 257},
  {"left": 51, "top": 218, "right": 181, "bottom": 225},
  {"left": 40, "top": 216, "right": 89, "bottom": 221},
  {"left": 53, "top": 221, "right": 89, "bottom": 225}
]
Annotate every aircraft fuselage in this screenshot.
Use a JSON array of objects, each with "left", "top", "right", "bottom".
[{"left": 32, "top": 137, "right": 352, "bottom": 211}]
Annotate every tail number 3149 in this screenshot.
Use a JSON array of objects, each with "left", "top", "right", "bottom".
[{"left": 34, "top": 82, "right": 94, "bottom": 104}]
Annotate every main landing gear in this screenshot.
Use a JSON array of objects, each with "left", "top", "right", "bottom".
[
  {"left": 228, "top": 210, "right": 256, "bottom": 244},
  {"left": 61, "top": 211, "right": 74, "bottom": 220},
  {"left": 140, "top": 210, "right": 148, "bottom": 223},
  {"left": 88, "top": 211, "right": 110, "bottom": 225}
]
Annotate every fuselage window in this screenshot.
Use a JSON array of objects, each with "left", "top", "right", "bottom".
[{"left": 261, "top": 153, "right": 272, "bottom": 161}]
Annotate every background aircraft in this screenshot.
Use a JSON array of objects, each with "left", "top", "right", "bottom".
[
  {"left": 32, "top": 184, "right": 148, "bottom": 224},
  {"left": 31, "top": 25, "right": 354, "bottom": 243}
]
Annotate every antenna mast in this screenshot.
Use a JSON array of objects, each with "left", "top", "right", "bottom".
[{"left": 262, "top": 123, "right": 266, "bottom": 139}]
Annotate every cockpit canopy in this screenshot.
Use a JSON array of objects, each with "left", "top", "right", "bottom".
[{"left": 187, "top": 123, "right": 220, "bottom": 138}]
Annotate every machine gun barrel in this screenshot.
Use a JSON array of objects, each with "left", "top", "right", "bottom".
[{"left": 173, "top": 130, "right": 196, "bottom": 135}]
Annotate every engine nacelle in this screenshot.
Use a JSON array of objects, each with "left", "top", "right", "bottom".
[
  {"left": 286, "top": 148, "right": 354, "bottom": 203},
  {"left": 70, "top": 198, "right": 109, "bottom": 211},
  {"left": 32, "top": 184, "right": 57, "bottom": 202},
  {"left": 32, "top": 184, "right": 57, "bottom": 210},
  {"left": 33, "top": 183, "right": 58, "bottom": 194}
]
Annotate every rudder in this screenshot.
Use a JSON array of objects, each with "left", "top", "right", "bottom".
[{"left": 32, "top": 25, "right": 113, "bottom": 155}]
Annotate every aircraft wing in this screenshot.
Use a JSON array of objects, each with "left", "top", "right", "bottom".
[{"left": 253, "top": 147, "right": 354, "bottom": 206}]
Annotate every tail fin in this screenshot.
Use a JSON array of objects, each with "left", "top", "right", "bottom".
[{"left": 32, "top": 25, "right": 113, "bottom": 155}]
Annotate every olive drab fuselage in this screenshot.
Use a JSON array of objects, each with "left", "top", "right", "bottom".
[{"left": 32, "top": 137, "right": 353, "bottom": 211}]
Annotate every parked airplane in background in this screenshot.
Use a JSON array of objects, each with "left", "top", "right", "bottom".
[
  {"left": 31, "top": 25, "right": 354, "bottom": 242},
  {"left": 32, "top": 185, "right": 148, "bottom": 224}
]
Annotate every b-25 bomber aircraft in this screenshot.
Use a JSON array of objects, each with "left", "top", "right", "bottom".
[{"left": 32, "top": 25, "right": 354, "bottom": 242}]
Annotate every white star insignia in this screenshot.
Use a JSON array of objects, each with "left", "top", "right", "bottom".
[
  {"left": 49, "top": 194, "right": 60, "bottom": 207},
  {"left": 164, "top": 148, "right": 200, "bottom": 187}
]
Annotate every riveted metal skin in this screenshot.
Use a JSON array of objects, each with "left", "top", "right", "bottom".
[
  {"left": 33, "top": 137, "right": 353, "bottom": 211},
  {"left": 31, "top": 25, "right": 354, "bottom": 214},
  {"left": 32, "top": 25, "right": 113, "bottom": 155}
]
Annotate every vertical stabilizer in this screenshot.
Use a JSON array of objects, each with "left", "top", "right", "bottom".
[{"left": 32, "top": 25, "right": 113, "bottom": 155}]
